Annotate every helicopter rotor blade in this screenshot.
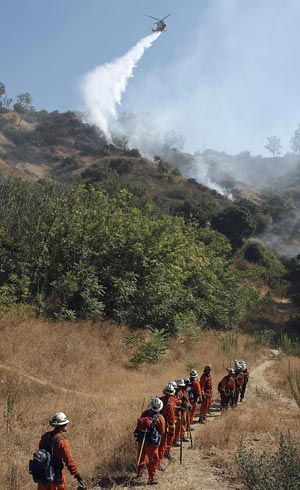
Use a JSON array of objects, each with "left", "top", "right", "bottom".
[
  {"left": 161, "top": 14, "right": 171, "bottom": 21},
  {"left": 146, "top": 14, "right": 161, "bottom": 21}
]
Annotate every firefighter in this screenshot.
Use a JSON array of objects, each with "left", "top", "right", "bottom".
[
  {"left": 173, "top": 378, "right": 190, "bottom": 446},
  {"left": 240, "top": 360, "right": 249, "bottom": 402},
  {"left": 199, "top": 364, "right": 213, "bottom": 423},
  {"left": 159, "top": 383, "right": 176, "bottom": 461},
  {"left": 219, "top": 369, "right": 236, "bottom": 410},
  {"left": 136, "top": 397, "right": 166, "bottom": 485},
  {"left": 37, "top": 412, "right": 83, "bottom": 490},
  {"left": 188, "top": 369, "right": 202, "bottom": 424},
  {"left": 234, "top": 361, "right": 245, "bottom": 406}
]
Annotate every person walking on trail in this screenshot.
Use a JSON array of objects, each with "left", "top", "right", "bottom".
[
  {"left": 199, "top": 364, "right": 213, "bottom": 423},
  {"left": 239, "top": 360, "right": 249, "bottom": 402},
  {"left": 234, "top": 360, "right": 245, "bottom": 406},
  {"left": 173, "top": 378, "right": 190, "bottom": 447},
  {"left": 219, "top": 368, "right": 236, "bottom": 410},
  {"left": 37, "top": 412, "right": 83, "bottom": 490},
  {"left": 135, "top": 397, "right": 166, "bottom": 485},
  {"left": 188, "top": 369, "right": 202, "bottom": 424},
  {"left": 159, "top": 383, "right": 177, "bottom": 461}
]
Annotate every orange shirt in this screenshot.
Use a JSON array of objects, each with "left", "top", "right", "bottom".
[
  {"left": 39, "top": 430, "right": 79, "bottom": 476},
  {"left": 160, "top": 395, "right": 176, "bottom": 429},
  {"left": 220, "top": 375, "right": 236, "bottom": 392},
  {"left": 235, "top": 370, "right": 245, "bottom": 388},
  {"left": 200, "top": 373, "right": 213, "bottom": 394},
  {"left": 191, "top": 379, "right": 201, "bottom": 397}
]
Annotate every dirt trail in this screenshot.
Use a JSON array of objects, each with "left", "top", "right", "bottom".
[
  {"left": 106, "top": 350, "right": 295, "bottom": 490},
  {"left": 1, "top": 350, "right": 295, "bottom": 490},
  {"left": 247, "top": 349, "right": 297, "bottom": 410},
  {"left": 0, "top": 360, "right": 101, "bottom": 399}
]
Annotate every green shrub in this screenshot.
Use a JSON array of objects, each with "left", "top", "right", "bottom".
[
  {"left": 123, "top": 327, "right": 169, "bottom": 367},
  {"left": 237, "top": 433, "right": 300, "bottom": 490}
]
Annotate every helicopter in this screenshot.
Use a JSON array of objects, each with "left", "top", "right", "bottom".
[{"left": 146, "top": 14, "right": 170, "bottom": 33}]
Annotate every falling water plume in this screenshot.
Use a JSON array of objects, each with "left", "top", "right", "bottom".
[{"left": 81, "top": 32, "right": 161, "bottom": 141}]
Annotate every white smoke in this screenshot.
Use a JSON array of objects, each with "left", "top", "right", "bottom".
[{"left": 80, "top": 32, "right": 160, "bottom": 140}]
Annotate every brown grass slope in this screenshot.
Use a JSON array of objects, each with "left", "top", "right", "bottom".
[{"left": 3, "top": 311, "right": 296, "bottom": 490}]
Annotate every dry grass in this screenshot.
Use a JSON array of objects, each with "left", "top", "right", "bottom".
[
  {"left": 269, "top": 355, "right": 300, "bottom": 396},
  {"left": 0, "top": 313, "right": 267, "bottom": 490}
]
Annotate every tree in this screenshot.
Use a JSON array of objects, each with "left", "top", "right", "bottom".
[
  {"left": 0, "top": 82, "right": 5, "bottom": 98},
  {"left": 0, "top": 83, "right": 12, "bottom": 111},
  {"left": 265, "top": 136, "right": 281, "bottom": 157},
  {"left": 13, "top": 92, "right": 34, "bottom": 125},
  {"left": 290, "top": 124, "right": 300, "bottom": 154},
  {"left": 212, "top": 206, "right": 256, "bottom": 249}
]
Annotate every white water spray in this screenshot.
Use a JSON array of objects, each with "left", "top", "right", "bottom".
[{"left": 81, "top": 32, "right": 160, "bottom": 140}]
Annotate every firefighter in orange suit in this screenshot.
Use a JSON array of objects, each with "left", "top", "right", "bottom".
[
  {"left": 159, "top": 383, "right": 176, "bottom": 461},
  {"left": 38, "top": 412, "right": 83, "bottom": 490},
  {"left": 199, "top": 364, "right": 213, "bottom": 423},
  {"left": 173, "top": 378, "right": 190, "bottom": 446},
  {"left": 188, "top": 369, "right": 202, "bottom": 423},
  {"left": 240, "top": 360, "right": 249, "bottom": 402},
  {"left": 220, "top": 368, "right": 236, "bottom": 409},
  {"left": 137, "top": 397, "right": 166, "bottom": 485},
  {"left": 234, "top": 361, "right": 245, "bottom": 406}
]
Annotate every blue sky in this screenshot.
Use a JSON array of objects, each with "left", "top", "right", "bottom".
[{"left": 1, "top": 0, "right": 300, "bottom": 155}]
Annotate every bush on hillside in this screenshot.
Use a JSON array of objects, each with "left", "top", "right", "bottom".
[
  {"left": 212, "top": 205, "right": 256, "bottom": 249},
  {"left": 237, "top": 433, "right": 300, "bottom": 490},
  {"left": 243, "top": 240, "right": 287, "bottom": 290}
]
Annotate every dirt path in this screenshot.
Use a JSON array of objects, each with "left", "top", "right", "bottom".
[
  {"left": 1, "top": 351, "right": 295, "bottom": 490},
  {"left": 0, "top": 360, "right": 101, "bottom": 399},
  {"left": 104, "top": 350, "right": 295, "bottom": 490}
]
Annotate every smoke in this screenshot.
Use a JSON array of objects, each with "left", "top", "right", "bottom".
[
  {"left": 80, "top": 32, "right": 160, "bottom": 141},
  {"left": 187, "top": 155, "right": 233, "bottom": 198}
]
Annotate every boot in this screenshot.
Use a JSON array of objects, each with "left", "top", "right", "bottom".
[
  {"left": 147, "top": 479, "right": 159, "bottom": 485},
  {"left": 164, "top": 452, "right": 174, "bottom": 461},
  {"left": 198, "top": 416, "right": 205, "bottom": 424}
]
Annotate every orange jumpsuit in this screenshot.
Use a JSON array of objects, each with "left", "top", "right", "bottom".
[
  {"left": 174, "top": 388, "right": 189, "bottom": 442},
  {"left": 199, "top": 371, "right": 213, "bottom": 420},
  {"left": 189, "top": 378, "right": 201, "bottom": 423},
  {"left": 37, "top": 429, "right": 79, "bottom": 490},
  {"left": 220, "top": 374, "right": 236, "bottom": 409},
  {"left": 137, "top": 409, "right": 166, "bottom": 482},
  {"left": 234, "top": 370, "right": 245, "bottom": 405},
  {"left": 240, "top": 368, "right": 249, "bottom": 401},
  {"left": 159, "top": 394, "right": 176, "bottom": 460}
]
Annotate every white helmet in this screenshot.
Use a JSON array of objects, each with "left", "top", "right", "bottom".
[
  {"left": 149, "top": 397, "right": 163, "bottom": 412},
  {"left": 189, "top": 369, "right": 198, "bottom": 378},
  {"left": 170, "top": 380, "right": 177, "bottom": 389},
  {"left": 228, "top": 368, "right": 235, "bottom": 374},
  {"left": 176, "top": 378, "right": 186, "bottom": 388},
  {"left": 240, "top": 360, "right": 247, "bottom": 370},
  {"left": 49, "top": 412, "right": 70, "bottom": 427},
  {"left": 163, "top": 383, "right": 175, "bottom": 395}
]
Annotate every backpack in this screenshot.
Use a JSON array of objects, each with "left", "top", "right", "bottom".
[
  {"left": 217, "top": 381, "right": 222, "bottom": 393},
  {"left": 29, "top": 434, "right": 65, "bottom": 485},
  {"left": 134, "top": 412, "right": 161, "bottom": 447}
]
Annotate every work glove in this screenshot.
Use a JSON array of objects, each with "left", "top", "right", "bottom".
[{"left": 196, "top": 397, "right": 201, "bottom": 404}]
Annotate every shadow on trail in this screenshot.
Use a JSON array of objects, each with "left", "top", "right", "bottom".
[{"left": 95, "top": 475, "right": 143, "bottom": 487}]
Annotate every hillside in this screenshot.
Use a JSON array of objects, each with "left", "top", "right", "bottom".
[{"left": 1, "top": 314, "right": 300, "bottom": 490}]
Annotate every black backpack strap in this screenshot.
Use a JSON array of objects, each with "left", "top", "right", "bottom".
[{"left": 49, "top": 435, "right": 65, "bottom": 460}]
